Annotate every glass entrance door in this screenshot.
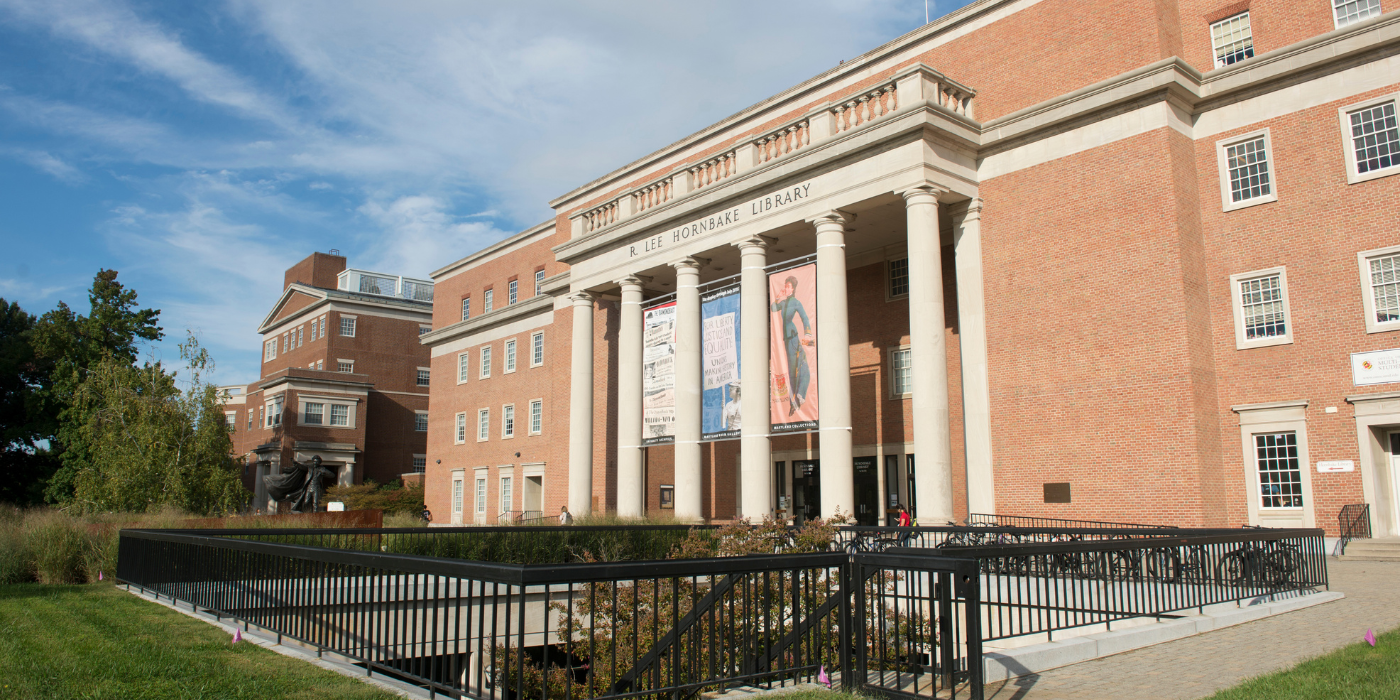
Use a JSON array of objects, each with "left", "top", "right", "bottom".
[
  {"left": 792, "top": 460, "right": 820, "bottom": 526},
  {"left": 853, "top": 456, "right": 879, "bottom": 526}
]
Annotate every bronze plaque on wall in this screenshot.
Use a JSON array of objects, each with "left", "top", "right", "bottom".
[{"left": 1043, "top": 482, "right": 1071, "bottom": 503}]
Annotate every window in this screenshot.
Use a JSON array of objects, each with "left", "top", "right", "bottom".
[
  {"left": 304, "top": 402, "right": 324, "bottom": 425},
  {"left": 478, "top": 409, "right": 490, "bottom": 441},
  {"left": 501, "top": 476, "right": 512, "bottom": 513},
  {"left": 1341, "top": 98, "right": 1399, "bottom": 183},
  {"left": 414, "top": 411, "right": 428, "bottom": 432},
  {"left": 319, "top": 316, "right": 327, "bottom": 339},
  {"left": 1230, "top": 268, "right": 1293, "bottom": 349},
  {"left": 225, "top": 411, "right": 236, "bottom": 428},
  {"left": 267, "top": 397, "right": 283, "bottom": 427},
  {"left": 452, "top": 478, "right": 463, "bottom": 514},
  {"left": 417, "top": 368, "right": 430, "bottom": 386},
  {"left": 340, "top": 316, "right": 356, "bottom": 336},
  {"left": 309, "top": 322, "right": 316, "bottom": 342},
  {"left": 455, "top": 412, "right": 467, "bottom": 444},
  {"left": 508, "top": 280, "right": 518, "bottom": 305},
  {"left": 1359, "top": 246, "right": 1400, "bottom": 333},
  {"left": 484, "top": 289, "right": 494, "bottom": 313},
  {"left": 1256, "top": 432, "right": 1303, "bottom": 508},
  {"left": 337, "top": 360, "right": 353, "bottom": 373},
  {"left": 529, "top": 399, "right": 542, "bottom": 435},
  {"left": 419, "top": 325, "right": 431, "bottom": 336},
  {"left": 1334, "top": 0, "right": 1382, "bottom": 27},
  {"left": 480, "top": 346, "right": 492, "bottom": 378},
  {"left": 461, "top": 297, "right": 471, "bottom": 321},
  {"left": 531, "top": 332, "right": 544, "bottom": 367},
  {"left": 330, "top": 404, "right": 349, "bottom": 426},
  {"left": 412, "top": 456, "right": 426, "bottom": 474},
  {"left": 283, "top": 333, "right": 289, "bottom": 353},
  {"left": 1216, "top": 130, "right": 1276, "bottom": 211},
  {"left": 890, "top": 347, "right": 913, "bottom": 396},
  {"left": 458, "top": 353, "right": 471, "bottom": 383},
  {"left": 258, "top": 406, "right": 263, "bottom": 427},
  {"left": 535, "top": 269, "right": 546, "bottom": 295},
  {"left": 316, "top": 360, "right": 323, "bottom": 370},
  {"left": 297, "top": 326, "right": 304, "bottom": 347},
  {"left": 476, "top": 478, "right": 486, "bottom": 515},
  {"left": 503, "top": 404, "right": 515, "bottom": 438},
  {"left": 264, "top": 340, "right": 276, "bottom": 361},
  {"left": 888, "top": 258, "right": 909, "bottom": 299},
  {"left": 1211, "top": 13, "right": 1253, "bottom": 67},
  {"left": 247, "top": 410, "right": 253, "bottom": 430},
  {"left": 505, "top": 339, "right": 517, "bottom": 373}
]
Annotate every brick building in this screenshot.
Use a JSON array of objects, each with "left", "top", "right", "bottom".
[
  {"left": 226, "top": 252, "right": 434, "bottom": 511},
  {"left": 424, "top": 0, "right": 1400, "bottom": 536}
]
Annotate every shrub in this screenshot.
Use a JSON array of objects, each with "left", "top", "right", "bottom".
[
  {"left": 0, "top": 506, "right": 33, "bottom": 583},
  {"left": 25, "top": 510, "right": 89, "bottom": 584},
  {"left": 327, "top": 480, "right": 424, "bottom": 515}
]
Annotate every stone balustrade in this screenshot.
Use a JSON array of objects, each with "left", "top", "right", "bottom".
[
  {"left": 753, "top": 121, "right": 810, "bottom": 164},
  {"left": 833, "top": 83, "right": 898, "bottom": 134},
  {"left": 688, "top": 151, "right": 738, "bottom": 193},
  {"left": 582, "top": 199, "right": 619, "bottom": 234},
  {"left": 631, "top": 177, "right": 673, "bottom": 214}
]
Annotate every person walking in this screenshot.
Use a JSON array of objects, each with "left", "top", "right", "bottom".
[{"left": 559, "top": 505, "right": 573, "bottom": 526}]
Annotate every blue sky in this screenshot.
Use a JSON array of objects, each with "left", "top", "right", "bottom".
[{"left": 0, "top": 0, "right": 966, "bottom": 385}]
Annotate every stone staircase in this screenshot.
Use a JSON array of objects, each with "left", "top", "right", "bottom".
[{"left": 1339, "top": 537, "right": 1400, "bottom": 561}]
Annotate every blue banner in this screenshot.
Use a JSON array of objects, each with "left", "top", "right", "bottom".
[{"left": 700, "top": 285, "right": 741, "bottom": 442}]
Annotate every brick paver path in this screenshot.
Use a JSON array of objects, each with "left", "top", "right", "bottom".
[{"left": 983, "top": 559, "right": 1400, "bottom": 700}]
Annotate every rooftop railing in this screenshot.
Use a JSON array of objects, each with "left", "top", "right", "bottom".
[{"left": 336, "top": 269, "right": 435, "bottom": 302}]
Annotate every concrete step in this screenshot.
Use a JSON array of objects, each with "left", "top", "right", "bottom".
[{"left": 1339, "top": 538, "right": 1400, "bottom": 560}]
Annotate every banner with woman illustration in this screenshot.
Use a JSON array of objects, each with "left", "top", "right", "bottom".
[{"left": 768, "top": 264, "right": 819, "bottom": 434}]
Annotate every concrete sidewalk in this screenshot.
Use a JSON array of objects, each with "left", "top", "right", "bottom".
[{"left": 983, "top": 560, "right": 1400, "bottom": 699}]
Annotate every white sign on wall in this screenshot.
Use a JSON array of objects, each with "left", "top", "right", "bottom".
[
  {"left": 1351, "top": 348, "right": 1400, "bottom": 386},
  {"left": 1316, "top": 460, "right": 1355, "bottom": 473}
]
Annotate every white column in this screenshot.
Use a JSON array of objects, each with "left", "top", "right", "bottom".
[
  {"left": 902, "top": 185, "right": 955, "bottom": 525},
  {"left": 616, "top": 277, "right": 646, "bottom": 518},
  {"left": 672, "top": 258, "right": 705, "bottom": 523},
  {"left": 567, "top": 291, "right": 597, "bottom": 516},
  {"left": 811, "top": 211, "right": 854, "bottom": 520},
  {"left": 955, "top": 199, "right": 996, "bottom": 516},
  {"left": 734, "top": 236, "right": 773, "bottom": 520}
]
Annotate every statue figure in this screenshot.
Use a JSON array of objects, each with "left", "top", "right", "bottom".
[{"left": 263, "top": 455, "right": 335, "bottom": 513}]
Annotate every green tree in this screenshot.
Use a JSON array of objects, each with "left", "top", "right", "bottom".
[
  {"left": 0, "top": 299, "right": 59, "bottom": 505},
  {"left": 65, "top": 334, "right": 246, "bottom": 515}
]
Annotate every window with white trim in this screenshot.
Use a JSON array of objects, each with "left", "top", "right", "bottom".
[
  {"left": 480, "top": 346, "right": 492, "bottom": 378},
  {"left": 304, "top": 402, "right": 324, "bottom": 425},
  {"left": 338, "top": 360, "right": 353, "bottom": 373},
  {"left": 264, "top": 340, "right": 276, "bottom": 361},
  {"left": 502, "top": 404, "right": 515, "bottom": 438},
  {"left": 455, "top": 412, "right": 467, "bottom": 444},
  {"left": 412, "top": 456, "right": 426, "bottom": 474},
  {"left": 531, "top": 332, "right": 544, "bottom": 367},
  {"left": 297, "top": 326, "right": 304, "bottom": 347},
  {"left": 258, "top": 406, "right": 263, "bottom": 427},
  {"left": 266, "top": 397, "right": 283, "bottom": 427},
  {"left": 416, "top": 368, "right": 430, "bottom": 386},
  {"left": 1346, "top": 100, "right": 1399, "bottom": 180},
  {"left": 888, "top": 258, "right": 909, "bottom": 299},
  {"left": 452, "top": 478, "right": 463, "bottom": 514},
  {"left": 1226, "top": 136, "right": 1272, "bottom": 204},
  {"left": 414, "top": 411, "right": 428, "bottom": 432},
  {"left": 1255, "top": 432, "right": 1303, "bottom": 508},
  {"left": 508, "top": 280, "right": 518, "bottom": 305},
  {"left": 330, "top": 404, "right": 349, "bottom": 426},
  {"left": 890, "top": 347, "right": 913, "bottom": 397},
  {"left": 225, "top": 411, "right": 236, "bottom": 428},
  {"left": 458, "top": 352, "right": 471, "bottom": 383},
  {"left": 1230, "top": 268, "right": 1293, "bottom": 349},
  {"left": 1211, "top": 13, "right": 1253, "bottom": 67},
  {"left": 535, "top": 269, "right": 546, "bottom": 295},
  {"left": 1359, "top": 246, "right": 1400, "bottom": 333},
  {"left": 309, "top": 321, "right": 317, "bottom": 342},
  {"left": 484, "top": 289, "right": 494, "bottom": 313},
  {"left": 478, "top": 409, "right": 490, "bottom": 441},
  {"left": 500, "top": 476, "right": 512, "bottom": 514},
  {"left": 505, "top": 339, "right": 517, "bottom": 373},
  {"left": 461, "top": 297, "right": 471, "bottom": 321},
  {"left": 283, "top": 333, "right": 289, "bottom": 353},
  {"left": 529, "top": 399, "right": 542, "bottom": 435},
  {"left": 1334, "top": 0, "right": 1382, "bottom": 27},
  {"left": 340, "top": 316, "right": 356, "bottom": 337},
  {"left": 316, "top": 360, "right": 323, "bottom": 370},
  {"left": 419, "top": 325, "right": 431, "bottom": 336},
  {"left": 476, "top": 477, "right": 487, "bottom": 516}
]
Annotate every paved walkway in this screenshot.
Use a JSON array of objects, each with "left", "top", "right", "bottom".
[{"left": 982, "top": 559, "right": 1400, "bottom": 699}]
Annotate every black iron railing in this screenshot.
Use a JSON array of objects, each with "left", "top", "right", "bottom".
[
  {"left": 1338, "top": 504, "right": 1371, "bottom": 554},
  {"left": 968, "top": 513, "right": 1168, "bottom": 529}
]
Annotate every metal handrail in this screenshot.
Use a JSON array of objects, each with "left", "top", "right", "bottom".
[{"left": 1338, "top": 503, "right": 1371, "bottom": 555}]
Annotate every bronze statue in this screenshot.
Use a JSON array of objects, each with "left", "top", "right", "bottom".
[{"left": 263, "top": 455, "right": 335, "bottom": 512}]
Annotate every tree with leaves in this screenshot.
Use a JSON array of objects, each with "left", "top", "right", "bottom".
[{"left": 0, "top": 299, "right": 58, "bottom": 505}]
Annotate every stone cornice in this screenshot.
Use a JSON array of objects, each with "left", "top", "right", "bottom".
[
  {"left": 258, "top": 370, "right": 374, "bottom": 393},
  {"left": 1346, "top": 391, "right": 1400, "bottom": 403},
  {"left": 257, "top": 283, "right": 432, "bottom": 335},
  {"left": 430, "top": 219, "right": 556, "bottom": 281},
  {"left": 419, "top": 294, "right": 554, "bottom": 348},
  {"left": 1231, "top": 399, "right": 1310, "bottom": 413}
]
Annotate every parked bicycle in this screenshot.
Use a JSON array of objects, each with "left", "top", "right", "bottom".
[{"left": 1216, "top": 537, "right": 1301, "bottom": 587}]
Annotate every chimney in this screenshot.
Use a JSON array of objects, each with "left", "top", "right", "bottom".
[{"left": 284, "top": 252, "right": 347, "bottom": 291}]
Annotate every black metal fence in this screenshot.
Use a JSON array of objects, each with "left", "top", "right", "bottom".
[
  {"left": 967, "top": 513, "right": 1168, "bottom": 529},
  {"left": 117, "top": 525, "right": 1327, "bottom": 700},
  {"left": 1338, "top": 504, "right": 1371, "bottom": 554}
]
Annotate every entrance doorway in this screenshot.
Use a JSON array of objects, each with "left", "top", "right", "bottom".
[
  {"left": 523, "top": 475, "right": 543, "bottom": 519},
  {"left": 853, "top": 456, "right": 879, "bottom": 526},
  {"left": 792, "top": 460, "right": 820, "bottom": 526}
]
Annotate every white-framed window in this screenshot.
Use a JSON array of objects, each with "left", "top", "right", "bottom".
[
  {"left": 1211, "top": 12, "right": 1253, "bottom": 67},
  {"left": 1334, "top": 0, "right": 1382, "bottom": 28},
  {"left": 890, "top": 347, "right": 913, "bottom": 397},
  {"left": 476, "top": 477, "right": 487, "bottom": 515},
  {"left": 1216, "top": 130, "right": 1276, "bottom": 211},
  {"left": 304, "top": 402, "right": 324, "bottom": 425},
  {"left": 461, "top": 297, "right": 471, "bottom": 321},
  {"left": 478, "top": 408, "right": 490, "bottom": 441},
  {"left": 264, "top": 340, "right": 276, "bottom": 361},
  {"left": 452, "top": 476, "right": 463, "bottom": 515},
  {"left": 531, "top": 332, "right": 544, "bottom": 367},
  {"left": 247, "top": 409, "right": 254, "bottom": 430},
  {"left": 416, "top": 368, "right": 430, "bottom": 387},
  {"left": 316, "top": 360, "right": 323, "bottom": 370},
  {"left": 505, "top": 339, "right": 517, "bottom": 373},
  {"left": 414, "top": 411, "right": 428, "bottom": 432},
  {"left": 529, "top": 399, "right": 542, "bottom": 435},
  {"left": 340, "top": 316, "right": 357, "bottom": 337},
  {"left": 330, "top": 404, "right": 349, "bottom": 426},
  {"left": 266, "top": 396, "right": 284, "bottom": 427},
  {"left": 458, "top": 352, "right": 471, "bottom": 383},
  {"left": 500, "top": 476, "right": 513, "bottom": 513},
  {"left": 419, "top": 325, "right": 431, "bottom": 336},
  {"left": 1358, "top": 245, "right": 1400, "bottom": 333},
  {"left": 480, "top": 345, "right": 492, "bottom": 378},
  {"left": 412, "top": 455, "right": 426, "bottom": 474},
  {"left": 257, "top": 406, "right": 263, "bottom": 427},
  {"left": 1255, "top": 432, "right": 1304, "bottom": 509},
  {"left": 502, "top": 404, "right": 515, "bottom": 438},
  {"left": 1230, "top": 267, "right": 1293, "bottom": 349},
  {"left": 309, "top": 321, "right": 317, "bottom": 342},
  {"left": 455, "top": 412, "right": 467, "bottom": 444},
  {"left": 484, "top": 289, "right": 494, "bottom": 313},
  {"left": 297, "top": 326, "right": 304, "bottom": 347},
  {"left": 535, "top": 269, "right": 546, "bottom": 295},
  {"left": 337, "top": 359, "right": 354, "bottom": 373},
  {"left": 1339, "top": 95, "right": 1399, "bottom": 184},
  {"left": 283, "top": 333, "right": 289, "bottom": 353},
  {"left": 887, "top": 257, "right": 909, "bottom": 300},
  {"left": 225, "top": 411, "right": 236, "bottom": 428},
  {"left": 508, "top": 280, "right": 518, "bottom": 305}
]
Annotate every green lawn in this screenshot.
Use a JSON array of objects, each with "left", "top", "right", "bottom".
[
  {"left": 0, "top": 584, "right": 401, "bottom": 700},
  {"left": 1207, "top": 626, "right": 1400, "bottom": 700}
]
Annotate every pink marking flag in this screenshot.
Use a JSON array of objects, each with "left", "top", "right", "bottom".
[
  {"left": 97, "top": 571, "right": 103, "bottom": 581},
  {"left": 817, "top": 665, "right": 831, "bottom": 689},
  {"left": 232, "top": 628, "right": 243, "bottom": 644},
  {"left": 1365, "top": 628, "right": 1376, "bottom": 647}
]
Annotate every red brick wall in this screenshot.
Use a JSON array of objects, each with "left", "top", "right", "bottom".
[{"left": 283, "top": 252, "right": 346, "bottom": 291}]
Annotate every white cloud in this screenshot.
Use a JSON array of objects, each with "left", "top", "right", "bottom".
[
  {"left": 357, "top": 195, "right": 516, "bottom": 279},
  {"left": 3, "top": 147, "right": 84, "bottom": 183}
]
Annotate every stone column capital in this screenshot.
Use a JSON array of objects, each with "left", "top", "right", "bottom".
[
  {"left": 670, "top": 256, "right": 707, "bottom": 272},
  {"left": 731, "top": 235, "right": 775, "bottom": 253},
  {"left": 806, "top": 209, "right": 854, "bottom": 230},
  {"left": 955, "top": 196, "right": 984, "bottom": 221},
  {"left": 899, "top": 183, "right": 950, "bottom": 205},
  {"left": 615, "top": 275, "right": 651, "bottom": 291},
  {"left": 567, "top": 291, "right": 597, "bottom": 306}
]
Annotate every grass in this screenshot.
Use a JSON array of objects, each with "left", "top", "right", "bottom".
[
  {"left": 0, "top": 584, "right": 400, "bottom": 700},
  {"left": 1206, "top": 626, "right": 1400, "bottom": 699}
]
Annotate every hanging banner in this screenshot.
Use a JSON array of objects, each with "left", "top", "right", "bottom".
[
  {"left": 642, "top": 302, "right": 677, "bottom": 445},
  {"left": 769, "top": 264, "right": 819, "bottom": 434},
  {"left": 701, "top": 285, "right": 742, "bottom": 442}
]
